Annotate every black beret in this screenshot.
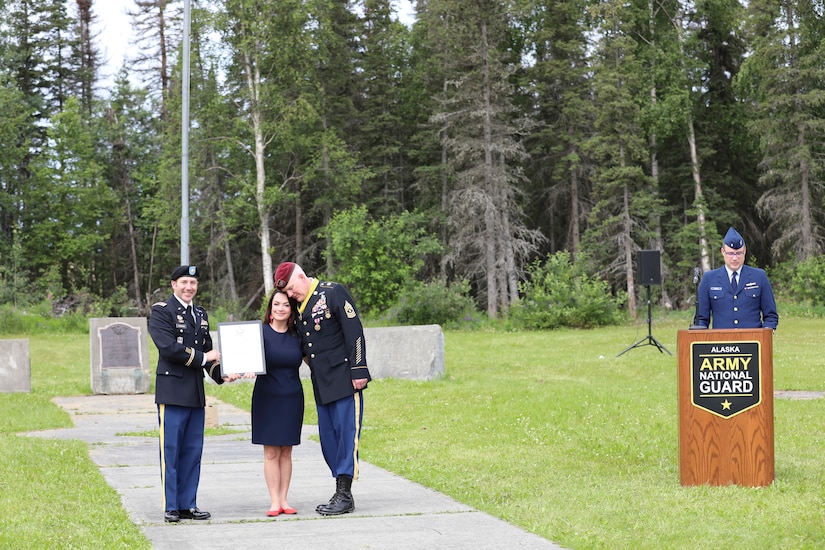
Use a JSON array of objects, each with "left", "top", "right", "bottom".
[{"left": 171, "top": 265, "right": 199, "bottom": 280}]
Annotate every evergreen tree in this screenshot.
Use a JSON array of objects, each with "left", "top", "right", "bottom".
[
  {"left": 129, "top": 0, "right": 180, "bottom": 120},
  {"left": 515, "top": 0, "right": 593, "bottom": 258},
  {"left": 582, "top": 0, "right": 654, "bottom": 317},
  {"left": 25, "top": 97, "right": 116, "bottom": 297},
  {"left": 103, "top": 70, "right": 161, "bottom": 311},
  {"left": 425, "top": 0, "right": 542, "bottom": 317},
  {"left": 737, "top": 0, "right": 825, "bottom": 262},
  {"left": 357, "top": 0, "right": 415, "bottom": 216}
]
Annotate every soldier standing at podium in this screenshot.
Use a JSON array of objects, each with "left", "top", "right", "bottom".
[{"left": 696, "top": 227, "right": 778, "bottom": 330}]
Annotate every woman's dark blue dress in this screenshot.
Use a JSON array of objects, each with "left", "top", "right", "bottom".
[{"left": 251, "top": 324, "right": 304, "bottom": 446}]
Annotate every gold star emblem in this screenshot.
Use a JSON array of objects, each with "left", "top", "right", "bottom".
[{"left": 721, "top": 399, "right": 732, "bottom": 410}]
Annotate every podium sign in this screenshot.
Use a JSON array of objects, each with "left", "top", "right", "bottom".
[
  {"left": 678, "top": 329, "right": 774, "bottom": 487},
  {"left": 690, "top": 341, "right": 761, "bottom": 418}
]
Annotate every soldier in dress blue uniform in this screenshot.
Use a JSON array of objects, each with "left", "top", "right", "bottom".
[
  {"left": 275, "top": 262, "right": 371, "bottom": 516},
  {"left": 149, "top": 265, "right": 231, "bottom": 523},
  {"left": 696, "top": 227, "right": 779, "bottom": 330}
]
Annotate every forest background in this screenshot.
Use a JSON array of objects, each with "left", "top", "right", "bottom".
[{"left": 2, "top": 0, "right": 825, "bottom": 328}]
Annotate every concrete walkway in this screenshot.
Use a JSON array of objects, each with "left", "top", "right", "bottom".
[{"left": 28, "top": 394, "right": 564, "bottom": 550}]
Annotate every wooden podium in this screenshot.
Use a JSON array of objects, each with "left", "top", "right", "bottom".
[{"left": 677, "top": 328, "right": 774, "bottom": 487}]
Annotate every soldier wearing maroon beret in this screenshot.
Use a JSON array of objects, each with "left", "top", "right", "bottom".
[{"left": 274, "top": 261, "right": 371, "bottom": 516}]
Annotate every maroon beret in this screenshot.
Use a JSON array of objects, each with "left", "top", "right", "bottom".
[{"left": 274, "top": 262, "right": 295, "bottom": 289}]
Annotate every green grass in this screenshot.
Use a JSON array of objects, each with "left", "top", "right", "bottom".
[
  {"left": 4, "top": 310, "right": 825, "bottom": 548},
  {"left": 0, "top": 333, "right": 150, "bottom": 549}
]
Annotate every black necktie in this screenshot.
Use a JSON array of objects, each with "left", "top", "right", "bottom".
[
  {"left": 731, "top": 272, "right": 738, "bottom": 292},
  {"left": 185, "top": 305, "right": 193, "bottom": 324}
]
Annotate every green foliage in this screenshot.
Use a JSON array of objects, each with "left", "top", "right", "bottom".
[
  {"left": 0, "top": 229, "right": 30, "bottom": 307},
  {"left": 510, "top": 251, "right": 627, "bottom": 329},
  {"left": 0, "top": 303, "right": 88, "bottom": 334},
  {"left": 0, "top": 287, "right": 135, "bottom": 333},
  {"left": 383, "top": 279, "right": 478, "bottom": 327},
  {"left": 774, "top": 255, "right": 825, "bottom": 307},
  {"left": 0, "top": 0, "right": 822, "bottom": 329},
  {"left": 321, "top": 205, "right": 441, "bottom": 314},
  {"left": 25, "top": 97, "right": 117, "bottom": 296}
]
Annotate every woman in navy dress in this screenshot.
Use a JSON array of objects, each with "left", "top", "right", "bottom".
[{"left": 252, "top": 289, "right": 304, "bottom": 516}]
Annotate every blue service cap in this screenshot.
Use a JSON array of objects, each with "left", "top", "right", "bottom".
[
  {"left": 171, "top": 265, "right": 199, "bottom": 280},
  {"left": 723, "top": 227, "right": 745, "bottom": 249}
]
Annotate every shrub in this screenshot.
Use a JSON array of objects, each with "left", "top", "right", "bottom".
[
  {"left": 321, "top": 206, "right": 441, "bottom": 315},
  {"left": 0, "top": 303, "right": 89, "bottom": 334},
  {"left": 783, "top": 255, "right": 825, "bottom": 306},
  {"left": 509, "top": 251, "right": 626, "bottom": 329},
  {"left": 384, "top": 280, "right": 478, "bottom": 327}
]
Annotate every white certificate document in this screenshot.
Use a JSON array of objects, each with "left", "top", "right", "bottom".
[{"left": 217, "top": 321, "right": 266, "bottom": 376}]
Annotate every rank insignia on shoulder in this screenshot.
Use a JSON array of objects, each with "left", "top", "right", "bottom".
[
  {"left": 152, "top": 302, "right": 167, "bottom": 307},
  {"left": 344, "top": 301, "right": 357, "bottom": 319}
]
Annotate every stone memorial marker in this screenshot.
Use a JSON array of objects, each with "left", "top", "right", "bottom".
[
  {"left": 298, "top": 324, "right": 445, "bottom": 381},
  {"left": 90, "top": 318, "right": 151, "bottom": 394},
  {"left": 0, "top": 339, "right": 31, "bottom": 393}
]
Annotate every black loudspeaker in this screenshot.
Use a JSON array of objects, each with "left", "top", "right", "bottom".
[{"left": 637, "top": 250, "right": 661, "bottom": 286}]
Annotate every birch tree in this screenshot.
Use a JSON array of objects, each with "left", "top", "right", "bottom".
[{"left": 220, "top": 0, "right": 310, "bottom": 294}]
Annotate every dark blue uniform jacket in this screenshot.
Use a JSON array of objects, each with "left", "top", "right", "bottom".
[
  {"left": 298, "top": 281, "right": 371, "bottom": 405},
  {"left": 149, "top": 296, "right": 224, "bottom": 408},
  {"left": 696, "top": 265, "right": 778, "bottom": 330}
]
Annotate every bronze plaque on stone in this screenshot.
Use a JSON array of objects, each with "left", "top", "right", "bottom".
[
  {"left": 90, "top": 318, "right": 150, "bottom": 394},
  {"left": 100, "top": 323, "right": 143, "bottom": 369}
]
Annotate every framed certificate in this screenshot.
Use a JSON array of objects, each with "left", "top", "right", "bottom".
[{"left": 217, "top": 321, "right": 266, "bottom": 376}]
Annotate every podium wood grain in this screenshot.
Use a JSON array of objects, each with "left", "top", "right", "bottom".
[{"left": 677, "top": 329, "right": 774, "bottom": 487}]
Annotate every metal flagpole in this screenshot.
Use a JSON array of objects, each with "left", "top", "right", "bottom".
[{"left": 180, "top": 0, "right": 191, "bottom": 264}]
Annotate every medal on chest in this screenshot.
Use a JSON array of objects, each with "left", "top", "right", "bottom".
[{"left": 311, "top": 293, "right": 329, "bottom": 331}]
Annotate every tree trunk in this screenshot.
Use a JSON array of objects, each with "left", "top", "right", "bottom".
[
  {"left": 243, "top": 48, "right": 273, "bottom": 295},
  {"left": 569, "top": 164, "right": 580, "bottom": 258},
  {"left": 295, "top": 195, "right": 304, "bottom": 265},
  {"left": 646, "top": 0, "right": 672, "bottom": 309},
  {"left": 688, "top": 119, "right": 711, "bottom": 272},
  {"left": 621, "top": 144, "right": 637, "bottom": 319},
  {"left": 125, "top": 197, "right": 142, "bottom": 312}
]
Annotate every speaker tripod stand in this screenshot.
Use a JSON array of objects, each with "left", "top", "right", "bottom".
[{"left": 617, "top": 285, "right": 672, "bottom": 357}]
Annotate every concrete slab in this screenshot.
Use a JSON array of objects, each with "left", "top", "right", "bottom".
[{"left": 25, "top": 394, "right": 564, "bottom": 550}]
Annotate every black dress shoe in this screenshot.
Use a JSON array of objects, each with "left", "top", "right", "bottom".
[
  {"left": 178, "top": 507, "right": 211, "bottom": 520},
  {"left": 164, "top": 510, "right": 180, "bottom": 523}
]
